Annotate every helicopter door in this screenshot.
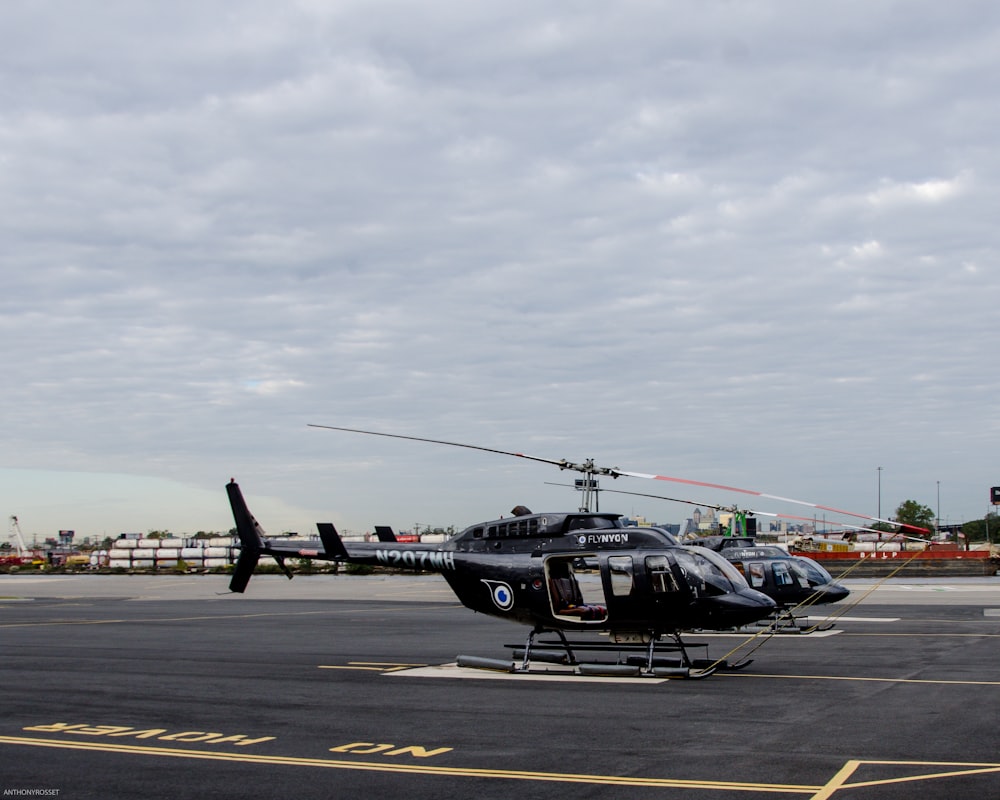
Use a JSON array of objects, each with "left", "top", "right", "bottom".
[
  {"left": 545, "top": 556, "right": 608, "bottom": 623},
  {"left": 597, "top": 554, "right": 648, "bottom": 621}
]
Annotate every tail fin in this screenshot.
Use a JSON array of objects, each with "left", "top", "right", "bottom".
[
  {"left": 316, "top": 522, "right": 349, "bottom": 559},
  {"left": 226, "top": 480, "right": 266, "bottom": 593},
  {"left": 374, "top": 525, "right": 398, "bottom": 543}
]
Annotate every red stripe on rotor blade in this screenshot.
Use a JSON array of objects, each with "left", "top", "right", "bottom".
[
  {"left": 646, "top": 473, "right": 765, "bottom": 497},
  {"left": 627, "top": 471, "right": 900, "bottom": 528}
]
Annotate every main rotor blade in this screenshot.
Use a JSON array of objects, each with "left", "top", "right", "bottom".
[
  {"left": 308, "top": 424, "right": 593, "bottom": 473},
  {"left": 615, "top": 469, "right": 911, "bottom": 530},
  {"left": 309, "top": 423, "right": 921, "bottom": 532},
  {"left": 574, "top": 485, "right": 882, "bottom": 533}
]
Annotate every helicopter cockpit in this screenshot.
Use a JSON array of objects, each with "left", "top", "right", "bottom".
[
  {"left": 675, "top": 547, "right": 753, "bottom": 597},
  {"left": 789, "top": 556, "right": 836, "bottom": 586}
]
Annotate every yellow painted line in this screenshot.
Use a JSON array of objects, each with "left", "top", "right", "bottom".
[
  {"left": 0, "top": 735, "right": 819, "bottom": 793},
  {"left": 812, "top": 759, "right": 1000, "bottom": 797},
  {"left": 846, "top": 766, "right": 1000, "bottom": 790},
  {"left": 318, "top": 666, "right": 388, "bottom": 672},
  {"left": 3, "top": 736, "right": 999, "bottom": 794},
  {"left": 721, "top": 672, "right": 1000, "bottom": 687},
  {"left": 318, "top": 662, "right": 428, "bottom": 672},
  {"left": 809, "top": 759, "right": 859, "bottom": 800},
  {"left": 839, "top": 760, "right": 1000, "bottom": 791}
]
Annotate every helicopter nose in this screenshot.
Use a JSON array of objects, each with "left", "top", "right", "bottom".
[
  {"left": 815, "top": 582, "right": 850, "bottom": 605},
  {"left": 700, "top": 588, "right": 776, "bottom": 629}
]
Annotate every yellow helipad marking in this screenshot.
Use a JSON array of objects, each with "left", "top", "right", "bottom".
[
  {"left": 0, "top": 735, "right": 817, "bottom": 792},
  {"left": 2, "top": 736, "right": 999, "bottom": 796},
  {"left": 812, "top": 759, "right": 1000, "bottom": 798},
  {"left": 319, "top": 662, "right": 427, "bottom": 672}
]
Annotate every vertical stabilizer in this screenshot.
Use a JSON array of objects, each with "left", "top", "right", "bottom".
[{"left": 226, "top": 480, "right": 265, "bottom": 593}]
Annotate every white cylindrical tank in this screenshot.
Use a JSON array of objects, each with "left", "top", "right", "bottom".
[
  {"left": 854, "top": 542, "right": 902, "bottom": 552},
  {"left": 209, "top": 537, "right": 236, "bottom": 547},
  {"left": 112, "top": 539, "right": 138, "bottom": 550}
]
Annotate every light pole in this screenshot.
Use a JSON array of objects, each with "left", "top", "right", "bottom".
[
  {"left": 936, "top": 481, "right": 941, "bottom": 535},
  {"left": 877, "top": 466, "right": 882, "bottom": 522}
]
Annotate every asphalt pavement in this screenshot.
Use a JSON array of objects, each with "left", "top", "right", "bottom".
[{"left": 1, "top": 573, "right": 998, "bottom": 799}]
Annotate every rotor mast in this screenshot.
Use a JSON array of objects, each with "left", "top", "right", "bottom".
[{"left": 558, "top": 458, "right": 620, "bottom": 512}]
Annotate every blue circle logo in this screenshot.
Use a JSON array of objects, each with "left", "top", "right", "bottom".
[{"left": 482, "top": 580, "right": 515, "bottom": 611}]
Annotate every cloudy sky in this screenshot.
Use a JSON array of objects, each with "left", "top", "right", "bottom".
[{"left": 2, "top": 1, "right": 998, "bottom": 542}]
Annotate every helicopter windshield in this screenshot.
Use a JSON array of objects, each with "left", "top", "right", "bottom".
[
  {"left": 789, "top": 557, "right": 834, "bottom": 586},
  {"left": 675, "top": 548, "right": 750, "bottom": 596}
]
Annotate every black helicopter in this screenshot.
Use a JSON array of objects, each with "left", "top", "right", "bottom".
[
  {"left": 227, "top": 480, "right": 776, "bottom": 678},
  {"left": 227, "top": 425, "right": 906, "bottom": 677},
  {"left": 687, "top": 537, "right": 850, "bottom": 630},
  {"left": 580, "top": 485, "right": 853, "bottom": 625}
]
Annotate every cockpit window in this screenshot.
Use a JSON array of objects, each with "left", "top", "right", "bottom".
[
  {"left": 677, "top": 547, "right": 750, "bottom": 596},
  {"left": 747, "top": 562, "right": 766, "bottom": 588},
  {"left": 772, "top": 562, "right": 794, "bottom": 586},
  {"left": 790, "top": 557, "right": 832, "bottom": 586}
]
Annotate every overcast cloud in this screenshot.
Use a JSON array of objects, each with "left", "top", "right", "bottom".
[{"left": 2, "top": 1, "right": 998, "bottom": 541}]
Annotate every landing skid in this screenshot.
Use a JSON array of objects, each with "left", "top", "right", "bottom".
[
  {"left": 736, "top": 609, "right": 836, "bottom": 635},
  {"left": 456, "top": 627, "right": 751, "bottom": 679}
]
